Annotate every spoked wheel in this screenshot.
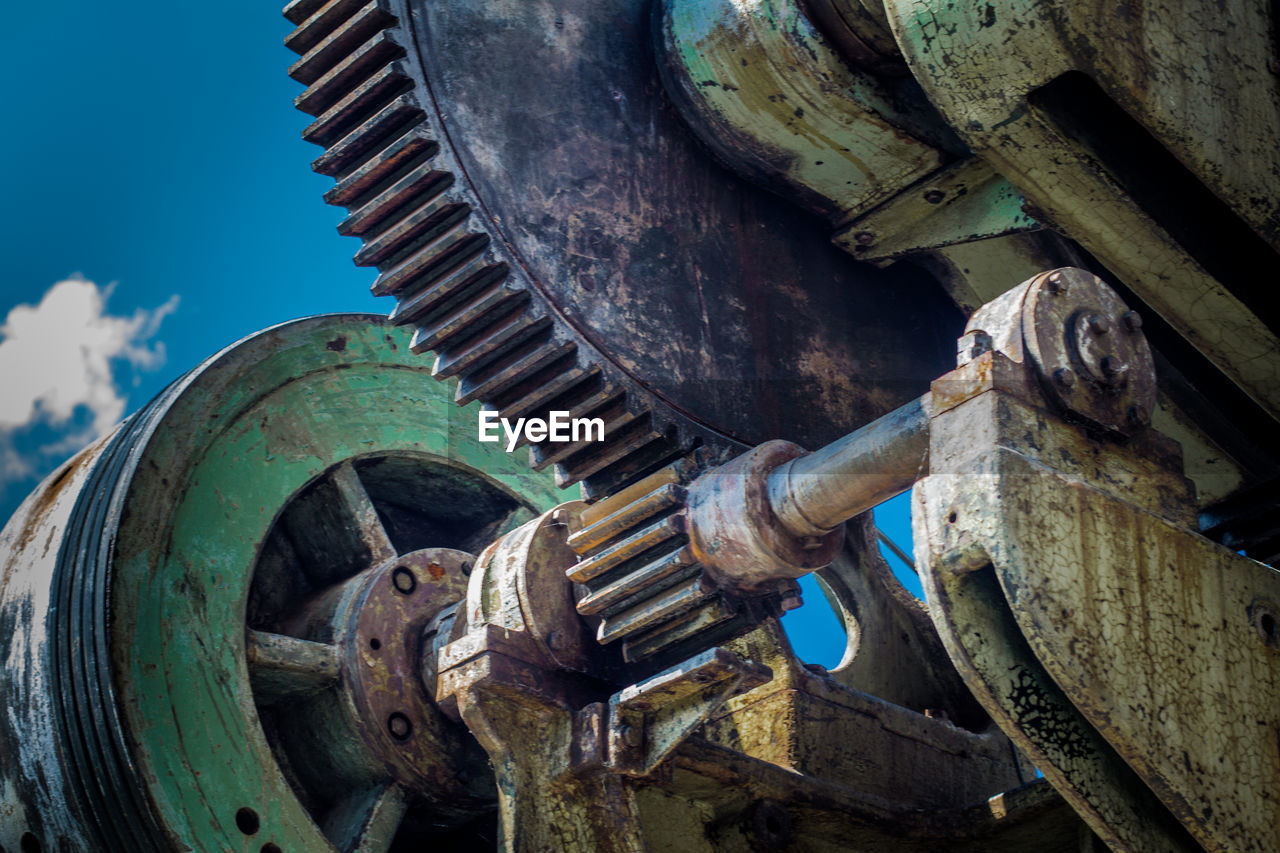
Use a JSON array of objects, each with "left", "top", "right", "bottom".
[{"left": 0, "top": 315, "right": 561, "bottom": 852}]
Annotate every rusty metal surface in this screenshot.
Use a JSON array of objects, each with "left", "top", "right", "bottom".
[
  {"left": 922, "top": 448, "right": 1280, "bottom": 852},
  {"left": 285, "top": 0, "right": 964, "bottom": 498},
  {"left": 912, "top": 274, "right": 1277, "bottom": 851}
]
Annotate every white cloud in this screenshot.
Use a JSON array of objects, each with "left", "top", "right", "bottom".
[{"left": 0, "top": 276, "right": 179, "bottom": 488}]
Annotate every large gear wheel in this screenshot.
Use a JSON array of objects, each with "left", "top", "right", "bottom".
[{"left": 283, "top": 0, "right": 963, "bottom": 499}]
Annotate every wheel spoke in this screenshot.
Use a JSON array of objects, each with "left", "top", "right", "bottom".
[
  {"left": 323, "top": 782, "right": 408, "bottom": 853},
  {"left": 245, "top": 630, "right": 340, "bottom": 704},
  {"left": 330, "top": 461, "right": 398, "bottom": 563}
]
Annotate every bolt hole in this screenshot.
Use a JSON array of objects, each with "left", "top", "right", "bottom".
[
  {"left": 388, "top": 711, "right": 413, "bottom": 741},
  {"left": 262, "top": 844, "right": 283, "bottom": 853},
  {"left": 391, "top": 566, "right": 416, "bottom": 595},
  {"left": 20, "top": 832, "right": 41, "bottom": 853},
  {"left": 948, "top": 511, "right": 958, "bottom": 524},
  {"left": 369, "top": 637, "right": 381, "bottom": 650},
  {"left": 235, "top": 807, "right": 260, "bottom": 836}
]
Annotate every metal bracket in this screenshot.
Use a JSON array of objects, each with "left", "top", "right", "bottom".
[{"left": 574, "top": 648, "right": 771, "bottom": 778}]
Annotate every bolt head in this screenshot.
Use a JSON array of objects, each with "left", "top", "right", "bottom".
[
  {"left": 1053, "top": 367, "right": 1077, "bottom": 388},
  {"left": 1100, "top": 355, "right": 1126, "bottom": 378},
  {"left": 1122, "top": 310, "right": 1143, "bottom": 332},
  {"left": 1086, "top": 313, "right": 1111, "bottom": 335}
]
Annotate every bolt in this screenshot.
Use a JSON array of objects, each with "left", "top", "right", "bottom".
[
  {"left": 1100, "top": 355, "right": 1126, "bottom": 378},
  {"left": 1045, "top": 271, "right": 1066, "bottom": 294},
  {"left": 923, "top": 188, "right": 946, "bottom": 204},
  {"left": 1122, "top": 310, "right": 1143, "bottom": 332},
  {"left": 461, "top": 561, "right": 472, "bottom": 577},
  {"left": 1127, "top": 404, "right": 1149, "bottom": 426},
  {"left": 853, "top": 230, "right": 875, "bottom": 246},
  {"left": 391, "top": 566, "right": 416, "bottom": 595},
  {"left": 387, "top": 712, "right": 413, "bottom": 741},
  {"left": 546, "top": 630, "right": 564, "bottom": 651},
  {"left": 1086, "top": 314, "right": 1111, "bottom": 335},
  {"left": 1053, "top": 368, "right": 1077, "bottom": 388}
]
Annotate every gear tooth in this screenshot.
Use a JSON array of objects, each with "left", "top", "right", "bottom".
[
  {"left": 431, "top": 313, "right": 551, "bottom": 379},
  {"left": 399, "top": 264, "right": 508, "bottom": 341},
  {"left": 489, "top": 362, "right": 600, "bottom": 423},
  {"left": 576, "top": 547, "right": 699, "bottom": 617},
  {"left": 621, "top": 601, "right": 747, "bottom": 663},
  {"left": 455, "top": 341, "right": 577, "bottom": 406},
  {"left": 283, "top": 0, "right": 328, "bottom": 26},
  {"left": 288, "top": 1, "right": 396, "bottom": 84},
  {"left": 597, "top": 577, "right": 714, "bottom": 645},
  {"left": 325, "top": 127, "right": 437, "bottom": 207},
  {"left": 352, "top": 197, "right": 468, "bottom": 267},
  {"left": 285, "top": 0, "right": 377, "bottom": 55},
  {"left": 339, "top": 164, "right": 450, "bottom": 237},
  {"left": 371, "top": 229, "right": 488, "bottom": 296},
  {"left": 401, "top": 278, "right": 523, "bottom": 343},
  {"left": 301, "top": 62, "right": 412, "bottom": 148},
  {"left": 296, "top": 31, "right": 405, "bottom": 118},
  {"left": 535, "top": 409, "right": 652, "bottom": 474},
  {"left": 311, "top": 94, "right": 424, "bottom": 175}
]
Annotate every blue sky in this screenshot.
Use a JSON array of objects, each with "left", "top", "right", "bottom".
[{"left": 0, "top": 0, "right": 917, "bottom": 667}]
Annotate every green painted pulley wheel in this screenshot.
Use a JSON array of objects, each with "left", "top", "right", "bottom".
[{"left": 0, "top": 314, "right": 561, "bottom": 852}]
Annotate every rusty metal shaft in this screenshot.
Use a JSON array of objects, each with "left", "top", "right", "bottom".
[{"left": 766, "top": 394, "right": 931, "bottom": 537}]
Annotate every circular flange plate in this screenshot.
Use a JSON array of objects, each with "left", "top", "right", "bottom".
[{"left": 1022, "top": 268, "right": 1156, "bottom": 436}]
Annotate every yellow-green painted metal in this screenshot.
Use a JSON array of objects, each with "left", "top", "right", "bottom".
[
  {"left": 655, "top": 0, "right": 1040, "bottom": 258},
  {"left": 884, "top": 0, "right": 1280, "bottom": 419},
  {"left": 0, "top": 314, "right": 561, "bottom": 851}
]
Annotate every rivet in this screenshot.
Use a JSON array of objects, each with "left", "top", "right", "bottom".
[
  {"left": 1122, "top": 310, "right": 1143, "bottom": 332},
  {"left": 1053, "top": 368, "right": 1077, "bottom": 388},
  {"left": 923, "top": 188, "right": 945, "bottom": 204},
  {"left": 853, "top": 230, "right": 875, "bottom": 246}
]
